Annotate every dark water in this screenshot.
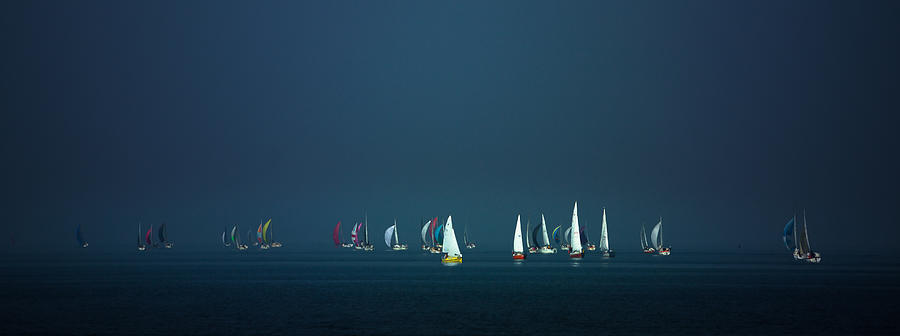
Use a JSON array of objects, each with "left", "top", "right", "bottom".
[{"left": 2, "top": 249, "right": 899, "bottom": 335}]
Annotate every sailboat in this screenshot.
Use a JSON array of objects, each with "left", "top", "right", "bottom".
[
  {"left": 640, "top": 223, "right": 654, "bottom": 253},
  {"left": 784, "top": 210, "right": 821, "bottom": 263},
  {"left": 76, "top": 224, "right": 88, "bottom": 248},
  {"left": 464, "top": 220, "right": 477, "bottom": 249},
  {"left": 265, "top": 218, "right": 282, "bottom": 248},
  {"left": 384, "top": 219, "right": 408, "bottom": 251},
  {"left": 441, "top": 215, "right": 462, "bottom": 264},
  {"left": 158, "top": 222, "right": 173, "bottom": 249},
  {"left": 222, "top": 227, "right": 231, "bottom": 247},
  {"left": 257, "top": 220, "right": 269, "bottom": 249},
  {"left": 137, "top": 223, "right": 146, "bottom": 251},
  {"left": 538, "top": 214, "right": 556, "bottom": 253},
  {"left": 341, "top": 221, "right": 354, "bottom": 248},
  {"left": 362, "top": 212, "right": 374, "bottom": 251},
  {"left": 562, "top": 226, "right": 571, "bottom": 251},
  {"left": 145, "top": 224, "right": 154, "bottom": 249},
  {"left": 599, "top": 208, "right": 615, "bottom": 257},
  {"left": 420, "top": 218, "right": 431, "bottom": 251},
  {"left": 232, "top": 225, "right": 248, "bottom": 250},
  {"left": 334, "top": 221, "right": 344, "bottom": 248},
  {"left": 581, "top": 225, "right": 597, "bottom": 251},
  {"left": 352, "top": 222, "right": 362, "bottom": 250},
  {"left": 649, "top": 217, "right": 670, "bottom": 256},
  {"left": 569, "top": 202, "right": 584, "bottom": 259},
  {"left": 526, "top": 219, "right": 539, "bottom": 254},
  {"left": 512, "top": 214, "right": 526, "bottom": 260}
]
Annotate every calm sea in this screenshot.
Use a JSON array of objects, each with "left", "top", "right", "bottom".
[{"left": 2, "top": 249, "right": 899, "bottom": 335}]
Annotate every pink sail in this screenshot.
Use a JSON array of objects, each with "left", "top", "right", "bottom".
[
  {"left": 351, "top": 223, "right": 360, "bottom": 245},
  {"left": 145, "top": 225, "right": 153, "bottom": 245},
  {"left": 333, "top": 221, "right": 342, "bottom": 246}
]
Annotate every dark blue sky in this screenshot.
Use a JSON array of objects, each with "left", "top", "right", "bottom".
[{"left": 3, "top": 1, "right": 899, "bottom": 252}]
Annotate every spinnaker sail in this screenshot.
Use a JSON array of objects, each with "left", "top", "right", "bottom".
[
  {"left": 650, "top": 219, "right": 662, "bottom": 250},
  {"left": 421, "top": 219, "right": 431, "bottom": 245},
  {"left": 384, "top": 224, "right": 396, "bottom": 248},
  {"left": 783, "top": 217, "right": 796, "bottom": 251},
  {"left": 333, "top": 221, "right": 342, "bottom": 247},
  {"left": 262, "top": 218, "right": 271, "bottom": 244}
]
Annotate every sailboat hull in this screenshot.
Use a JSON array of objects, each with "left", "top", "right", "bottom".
[
  {"left": 512, "top": 253, "right": 526, "bottom": 260},
  {"left": 602, "top": 250, "right": 616, "bottom": 257},
  {"left": 441, "top": 255, "right": 462, "bottom": 264},
  {"left": 586, "top": 244, "right": 596, "bottom": 251},
  {"left": 539, "top": 246, "right": 557, "bottom": 254},
  {"left": 569, "top": 251, "right": 584, "bottom": 259}
]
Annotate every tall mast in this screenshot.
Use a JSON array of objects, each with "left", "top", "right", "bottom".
[
  {"left": 393, "top": 218, "right": 399, "bottom": 245},
  {"left": 364, "top": 210, "right": 368, "bottom": 244}
]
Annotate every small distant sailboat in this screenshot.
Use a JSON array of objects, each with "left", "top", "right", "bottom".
[
  {"left": 599, "top": 208, "right": 615, "bottom": 257},
  {"left": 640, "top": 223, "right": 654, "bottom": 253},
  {"left": 335, "top": 221, "right": 353, "bottom": 248},
  {"left": 76, "top": 224, "right": 88, "bottom": 248},
  {"left": 266, "top": 219, "right": 282, "bottom": 248},
  {"left": 569, "top": 202, "right": 584, "bottom": 259},
  {"left": 257, "top": 220, "right": 269, "bottom": 250},
  {"left": 527, "top": 219, "right": 539, "bottom": 254},
  {"left": 222, "top": 227, "right": 231, "bottom": 247},
  {"left": 384, "top": 219, "right": 408, "bottom": 251},
  {"left": 158, "top": 222, "right": 173, "bottom": 249},
  {"left": 562, "top": 226, "right": 572, "bottom": 251},
  {"left": 428, "top": 216, "right": 441, "bottom": 254},
  {"left": 232, "top": 225, "right": 248, "bottom": 250},
  {"left": 512, "top": 215, "right": 526, "bottom": 260},
  {"left": 464, "top": 220, "right": 477, "bottom": 249},
  {"left": 538, "top": 214, "right": 556, "bottom": 254},
  {"left": 362, "top": 212, "right": 374, "bottom": 251},
  {"left": 440, "top": 215, "right": 462, "bottom": 264},
  {"left": 552, "top": 225, "right": 562, "bottom": 250},
  {"left": 581, "top": 225, "right": 597, "bottom": 251},
  {"left": 649, "top": 217, "right": 670, "bottom": 256},
  {"left": 784, "top": 210, "right": 821, "bottom": 263},
  {"left": 137, "top": 223, "right": 146, "bottom": 251},
  {"left": 420, "top": 218, "right": 431, "bottom": 251}
]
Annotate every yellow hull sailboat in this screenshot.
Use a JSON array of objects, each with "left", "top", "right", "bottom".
[{"left": 440, "top": 215, "right": 463, "bottom": 264}]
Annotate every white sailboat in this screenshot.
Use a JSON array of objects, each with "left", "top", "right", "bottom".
[
  {"left": 441, "top": 215, "right": 462, "bottom": 264},
  {"left": 512, "top": 214, "right": 526, "bottom": 260},
  {"left": 384, "top": 219, "right": 408, "bottom": 251},
  {"left": 539, "top": 214, "right": 556, "bottom": 254},
  {"left": 362, "top": 212, "right": 374, "bottom": 251},
  {"left": 784, "top": 210, "right": 821, "bottom": 263},
  {"left": 464, "top": 221, "right": 477, "bottom": 249},
  {"left": 561, "top": 226, "right": 572, "bottom": 251},
  {"left": 526, "top": 219, "right": 539, "bottom": 254},
  {"left": 420, "top": 218, "right": 431, "bottom": 251},
  {"left": 650, "top": 217, "right": 670, "bottom": 256},
  {"left": 137, "top": 223, "right": 146, "bottom": 251},
  {"left": 569, "top": 202, "right": 584, "bottom": 259},
  {"left": 640, "top": 223, "right": 655, "bottom": 253},
  {"left": 599, "top": 208, "right": 615, "bottom": 257}
]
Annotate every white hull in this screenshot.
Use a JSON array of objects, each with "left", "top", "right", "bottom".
[
  {"left": 391, "top": 244, "right": 408, "bottom": 251},
  {"left": 539, "top": 247, "right": 557, "bottom": 254},
  {"left": 270, "top": 242, "right": 282, "bottom": 248}
]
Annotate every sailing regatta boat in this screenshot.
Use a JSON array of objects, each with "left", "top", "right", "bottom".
[
  {"left": 257, "top": 220, "right": 269, "bottom": 250},
  {"left": 420, "top": 218, "right": 431, "bottom": 251},
  {"left": 428, "top": 216, "right": 441, "bottom": 254},
  {"left": 599, "top": 208, "right": 615, "bottom": 257},
  {"left": 76, "top": 224, "right": 88, "bottom": 248},
  {"left": 539, "top": 214, "right": 556, "bottom": 254},
  {"left": 640, "top": 223, "right": 654, "bottom": 253},
  {"left": 265, "top": 218, "right": 282, "bottom": 248},
  {"left": 464, "top": 220, "right": 476, "bottom": 249},
  {"left": 222, "top": 227, "right": 231, "bottom": 247},
  {"left": 441, "top": 215, "right": 462, "bottom": 264},
  {"left": 649, "top": 217, "right": 670, "bottom": 256},
  {"left": 232, "top": 225, "right": 248, "bottom": 250},
  {"left": 784, "top": 210, "right": 821, "bottom": 263},
  {"left": 137, "top": 223, "right": 146, "bottom": 251},
  {"left": 526, "top": 219, "right": 538, "bottom": 254},
  {"left": 512, "top": 214, "right": 526, "bottom": 260},
  {"left": 158, "top": 222, "right": 173, "bottom": 249},
  {"left": 384, "top": 219, "right": 408, "bottom": 251},
  {"left": 334, "top": 221, "right": 346, "bottom": 248},
  {"left": 562, "top": 226, "right": 571, "bottom": 251},
  {"left": 569, "top": 202, "right": 584, "bottom": 259},
  {"left": 362, "top": 212, "right": 374, "bottom": 251},
  {"left": 582, "top": 225, "right": 597, "bottom": 251}
]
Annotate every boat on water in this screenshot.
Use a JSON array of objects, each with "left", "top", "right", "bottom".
[
  {"left": 384, "top": 219, "right": 408, "bottom": 251},
  {"left": 232, "top": 225, "right": 248, "bottom": 250},
  {"left": 552, "top": 225, "right": 564, "bottom": 251},
  {"left": 512, "top": 214, "right": 526, "bottom": 260},
  {"left": 640, "top": 223, "right": 655, "bottom": 253},
  {"left": 464, "top": 220, "right": 477, "bottom": 249},
  {"left": 569, "top": 202, "right": 584, "bottom": 259},
  {"left": 428, "top": 216, "right": 442, "bottom": 254},
  {"left": 334, "top": 221, "right": 353, "bottom": 248},
  {"left": 76, "top": 224, "right": 88, "bottom": 248},
  {"left": 158, "top": 222, "right": 173, "bottom": 249},
  {"left": 137, "top": 223, "right": 146, "bottom": 251},
  {"left": 440, "top": 215, "right": 462, "bottom": 264},
  {"left": 562, "top": 226, "right": 572, "bottom": 251},
  {"left": 265, "top": 219, "right": 282, "bottom": 248},
  {"left": 538, "top": 214, "right": 556, "bottom": 254},
  {"left": 362, "top": 213, "right": 374, "bottom": 251},
  {"left": 420, "top": 218, "right": 432, "bottom": 251},
  {"left": 352, "top": 222, "right": 363, "bottom": 250},
  {"left": 784, "top": 210, "right": 821, "bottom": 263},
  {"left": 649, "top": 217, "right": 670, "bottom": 256},
  {"left": 581, "top": 225, "right": 597, "bottom": 251},
  {"left": 599, "top": 208, "right": 615, "bottom": 257},
  {"left": 257, "top": 220, "right": 269, "bottom": 249},
  {"left": 527, "top": 219, "right": 539, "bottom": 254},
  {"left": 222, "top": 227, "right": 231, "bottom": 247}
]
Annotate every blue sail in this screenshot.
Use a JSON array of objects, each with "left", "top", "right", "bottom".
[
  {"left": 783, "top": 218, "right": 795, "bottom": 250},
  {"left": 552, "top": 226, "right": 560, "bottom": 245},
  {"left": 434, "top": 224, "right": 444, "bottom": 243}
]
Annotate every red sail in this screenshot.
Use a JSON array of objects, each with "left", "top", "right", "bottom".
[
  {"left": 333, "top": 221, "right": 342, "bottom": 246},
  {"left": 145, "top": 226, "right": 153, "bottom": 245}
]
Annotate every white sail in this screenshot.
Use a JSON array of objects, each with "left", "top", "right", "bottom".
[
  {"left": 570, "top": 202, "right": 583, "bottom": 252},
  {"left": 384, "top": 225, "right": 395, "bottom": 248},
  {"left": 640, "top": 224, "right": 648, "bottom": 249},
  {"left": 421, "top": 220, "right": 430, "bottom": 245},
  {"left": 540, "top": 214, "right": 550, "bottom": 246},
  {"left": 513, "top": 215, "right": 524, "bottom": 253},
  {"left": 599, "top": 208, "right": 609, "bottom": 251},
  {"left": 650, "top": 219, "right": 662, "bottom": 250},
  {"left": 564, "top": 227, "right": 572, "bottom": 244},
  {"left": 525, "top": 220, "right": 531, "bottom": 248},
  {"left": 441, "top": 216, "right": 461, "bottom": 257}
]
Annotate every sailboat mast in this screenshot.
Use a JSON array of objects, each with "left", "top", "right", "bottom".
[
  {"left": 364, "top": 211, "right": 369, "bottom": 244},
  {"left": 393, "top": 218, "right": 399, "bottom": 245}
]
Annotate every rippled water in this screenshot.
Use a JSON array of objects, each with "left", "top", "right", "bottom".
[{"left": 2, "top": 249, "right": 899, "bottom": 335}]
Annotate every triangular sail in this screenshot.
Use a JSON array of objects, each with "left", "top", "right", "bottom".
[
  {"left": 570, "top": 202, "right": 583, "bottom": 252},
  {"left": 540, "top": 214, "right": 550, "bottom": 246},
  {"left": 564, "top": 227, "right": 572, "bottom": 245},
  {"left": 234, "top": 225, "right": 242, "bottom": 245},
  {"left": 797, "top": 211, "right": 810, "bottom": 255},
  {"left": 384, "top": 225, "right": 396, "bottom": 248},
  {"left": 640, "top": 224, "right": 648, "bottom": 249},
  {"left": 513, "top": 215, "right": 524, "bottom": 253},
  {"left": 421, "top": 220, "right": 430, "bottom": 245},
  {"left": 333, "top": 221, "right": 342, "bottom": 246},
  {"left": 441, "top": 216, "right": 461, "bottom": 257},
  {"left": 525, "top": 220, "right": 532, "bottom": 248},
  {"left": 599, "top": 208, "right": 609, "bottom": 251},
  {"left": 257, "top": 223, "right": 263, "bottom": 244},
  {"left": 650, "top": 219, "right": 662, "bottom": 250}
]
